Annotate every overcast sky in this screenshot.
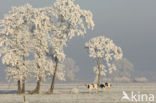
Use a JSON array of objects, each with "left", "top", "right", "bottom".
[{"left": 0, "top": 0, "right": 156, "bottom": 82}]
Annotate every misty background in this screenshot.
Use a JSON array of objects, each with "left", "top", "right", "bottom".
[{"left": 0, "top": 0, "right": 156, "bottom": 83}]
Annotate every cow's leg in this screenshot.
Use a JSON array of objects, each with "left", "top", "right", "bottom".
[
  {"left": 102, "top": 88, "right": 105, "bottom": 91},
  {"left": 96, "top": 89, "right": 98, "bottom": 93},
  {"left": 89, "top": 89, "right": 91, "bottom": 94}
]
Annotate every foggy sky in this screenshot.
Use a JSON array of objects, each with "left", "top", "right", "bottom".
[{"left": 0, "top": 0, "right": 156, "bottom": 82}]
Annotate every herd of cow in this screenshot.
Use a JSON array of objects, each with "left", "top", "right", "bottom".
[{"left": 86, "top": 82, "right": 111, "bottom": 93}]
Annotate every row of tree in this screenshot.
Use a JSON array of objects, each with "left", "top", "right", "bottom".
[
  {"left": 0, "top": 0, "right": 94, "bottom": 94},
  {"left": 0, "top": 0, "right": 124, "bottom": 94}
]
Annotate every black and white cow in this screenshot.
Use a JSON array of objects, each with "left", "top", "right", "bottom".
[
  {"left": 86, "top": 82, "right": 112, "bottom": 93},
  {"left": 86, "top": 84, "right": 98, "bottom": 93},
  {"left": 100, "top": 82, "right": 111, "bottom": 89},
  {"left": 99, "top": 83, "right": 106, "bottom": 90}
]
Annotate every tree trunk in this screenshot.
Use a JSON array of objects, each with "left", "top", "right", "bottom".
[
  {"left": 22, "top": 56, "right": 26, "bottom": 94},
  {"left": 47, "top": 57, "right": 58, "bottom": 94},
  {"left": 97, "top": 58, "right": 101, "bottom": 86},
  {"left": 21, "top": 79, "right": 25, "bottom": 94},
  {"left": 29, "top": 77, "right": 41, "bottom": 94},
  {"left": 17, "top": 80, "right": 21, "bottom": 94}
]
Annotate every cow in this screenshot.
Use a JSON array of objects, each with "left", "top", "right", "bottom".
[
  {"left": 86, "top": 82, "right": 112, "bottom": 93},
  {"left": 85, "top": 84, "right": 98, "bottom": 93},
  {"left": 99, "top": 83, "right": 106, "bottom": 90},
  {"left": 101, "top": 82, "right": 112, "bottom": 89}
]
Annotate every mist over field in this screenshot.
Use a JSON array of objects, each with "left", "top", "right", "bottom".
[
  {"left": 0, "top": 83, "right": 156, "bottom": 103},
  {"left": 0, "top": 0, "right": 156, "bottom": 83},
  {"left": 0, "top": 0, "right": 156, "bottom": 103}
]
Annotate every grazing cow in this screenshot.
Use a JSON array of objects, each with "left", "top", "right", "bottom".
[
  {"left": 86, "top": 84, "right": 98, "bottom": 93},
  {"left": 101, "top": 82, "right": 111, "bottom": 89},
  {"left": 99, "top": 83, "right": 106, "bottom": 90},
  {"left": 86, "top": 82, "right": 111, "bottom": 93}
]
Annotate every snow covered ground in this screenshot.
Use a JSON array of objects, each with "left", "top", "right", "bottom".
[{"left": 0, "top": 83, "right": 156, "bottom": 103}]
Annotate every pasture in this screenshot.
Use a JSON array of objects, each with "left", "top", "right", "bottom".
[{"left": 0, "top": 83, "right": 156, "bottom": 103}]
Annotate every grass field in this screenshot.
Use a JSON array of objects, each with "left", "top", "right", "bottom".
[{"left": 0, "top": 83, "right": 156, "bottom": 103}]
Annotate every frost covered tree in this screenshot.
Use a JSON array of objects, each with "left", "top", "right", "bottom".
[
  {"left": 103, "top": 58, "right": 134, "bottom": 82},
  {"left": 0, "top": 4, "right": 56, "bottom": 94},
  {"left": 63, "top": 57, "right": 80, "bottom": 81},
  {"left": 0, "top": 5, "right": 34, "bottom": 94},
  {"left": 46, "top": 0, "right": 94, "bottom": 94},
  {"left": 27, "top": 7, "right": 53, "bottom": 94},
  {"left": 85, "top": 36, "right": 123, "bottom": 86},
  {"left": 25, "top": 5, "right": 66, "bottom": 94},
  {"left": 111, "top": 58, "right": 134, "bottom": 82},
  {"left": 24, "top": 7, "right": 56, "bottom": 94},
  {"left": 0, "top": 0, "right": 94, "bottom": 94}
]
